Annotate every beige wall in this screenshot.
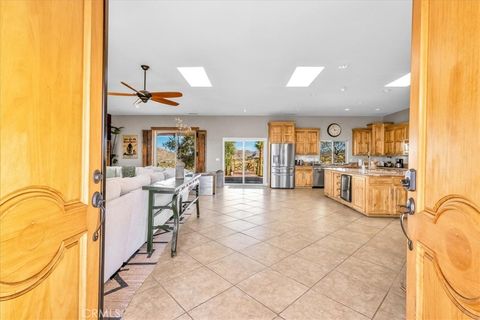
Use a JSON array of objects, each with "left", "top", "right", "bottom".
[
  {"left": 383, "top": 108, "right": 409, "bottom": 123},
  {"left": 111, "top": 115, "right": 385, "bottom": 171}
]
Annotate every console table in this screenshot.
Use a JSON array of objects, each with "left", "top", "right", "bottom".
[{"left": 142, "top": 174, "right": 201, "bottom": 257}]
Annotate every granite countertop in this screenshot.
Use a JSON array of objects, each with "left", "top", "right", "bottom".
[{"left": 324, "top": 167, "right": 407, "bottom": 177}]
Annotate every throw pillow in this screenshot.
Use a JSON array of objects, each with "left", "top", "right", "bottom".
[
  {"left": 122, "top": 166, "right": 136, "bottom": 178},
  {"left": 106, "top": 167, "right": 117, "bottom": 178}
]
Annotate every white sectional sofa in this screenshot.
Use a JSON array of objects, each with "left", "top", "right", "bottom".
[{"left": 104, "top": 167, "right": 189, "bottom": 282}]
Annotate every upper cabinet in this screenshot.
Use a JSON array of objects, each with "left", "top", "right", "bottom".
[
  {"left": 352, "top": 122, "right": 409, "bottom": 156},
  {"left": 369, "top": 123, "right": 387, "bottom": 156},
  {"left": 352, "top": 128, "right": 371, "bottom": 156},
  {"left": 268, "top": 121, "right": 295, "bottom": 144},
  {"left": 295, "top": 128, "right": 319, "bottom": 155},
  {"left": 385, "top": 123, "right": 409, "bottom": 156}
]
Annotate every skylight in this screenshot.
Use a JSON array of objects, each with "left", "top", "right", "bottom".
[
  {"left": 177, "top": 67, "right": 212, "bottom": 87},
  {"left": 286, "top": 66, "right": 325, "bottom": 87},
  {"left": 385, "top": 73, "right": 410, "bottom": 87}
]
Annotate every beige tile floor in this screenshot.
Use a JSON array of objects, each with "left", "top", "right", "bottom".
[{"left": 122, "top": 187, "right": 406, "bottom": 320}]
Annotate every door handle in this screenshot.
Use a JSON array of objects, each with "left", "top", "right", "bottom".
[
  {"left": 399, "top": 197, "right": 415, "bottom": 250},
  {"left": 91, "top": 191, "right": 105, "bottom": 241}
]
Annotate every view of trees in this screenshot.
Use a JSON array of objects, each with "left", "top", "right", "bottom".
[
  {"left": 320, "top": 141, "right": 346, "bottom": 164},
  {"left": 224, "top": 141, "right": 236, "bottom": 176},
  {"left": 156, "top": 133, "right": 196, "bottom": 170},
  {"left": 224, "top": 140, "right": 264, "bottom": 183}
]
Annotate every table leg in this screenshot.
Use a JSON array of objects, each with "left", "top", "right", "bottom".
[
  {"left": 196, "top": 184, "right": 200, "bottom": 218},
  {"left": 147, "top": 191, "right": 154, "bottom": 255},
  {"left": 171, "top": 193, "right": 179, "bottom": 257}
]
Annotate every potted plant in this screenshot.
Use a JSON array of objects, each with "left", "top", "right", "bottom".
[{"left": 110, "top": 126, "right": 123, "bottom": 165}]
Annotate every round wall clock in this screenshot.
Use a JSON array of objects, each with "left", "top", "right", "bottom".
[{"left": 327, "top": 123, "right": 342, "bottom": 137}]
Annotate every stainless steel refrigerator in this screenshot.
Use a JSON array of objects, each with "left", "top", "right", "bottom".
[{"left": 270, "top": 143, "right": 295, "bottom": 188}]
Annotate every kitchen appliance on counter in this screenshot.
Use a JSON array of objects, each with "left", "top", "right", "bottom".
[
  {"left": 270, "top": 143, "right": 295, "bottom": 188},
  {"left": 395, "top": 158, "right": 404, "bottom": 168},
  {"left": 340, "top": 174, "right": 352, "bottom": 202},
  {"left": 313, "top": 165, "right": 325, "bottom": 188}
]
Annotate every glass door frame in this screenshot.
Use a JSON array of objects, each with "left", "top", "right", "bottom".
[{"left": 222, "top": 137, "right": 267, "bottom": 185}]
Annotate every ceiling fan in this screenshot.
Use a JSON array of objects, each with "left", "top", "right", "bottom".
[{"left": 108, "top": 65, "right": 183, "bottom": 107}]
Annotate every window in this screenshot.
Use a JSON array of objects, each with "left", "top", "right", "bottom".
[
  {"left": 320, "top": 140, "right": 347, "bottom": 164},
  {"left": 154, "top": 131, "right": 196, "bottom": 171}
]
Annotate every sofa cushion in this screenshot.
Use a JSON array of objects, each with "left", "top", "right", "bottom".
[
  {"left": 150, "top": 172, "right": 165, "bottom": 183},
  {"left": 122, "top": 166, "right": 136, "bottom": 178},
  {"left": 136, "top": 167, "right": 155, "bottom": 176},
  {"left": 119, "top": 174, "right": 151, "bottom": 195},
  {"left": 105, "top": 179, "right": 122, "bottom": 201}
]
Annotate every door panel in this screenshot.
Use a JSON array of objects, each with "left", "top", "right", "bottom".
[
  {"left": 0, "top": 0, "right": 104, "bottom": 318},
  {"left": 408, "top": 0, "right": 480, "bottom": 318}
]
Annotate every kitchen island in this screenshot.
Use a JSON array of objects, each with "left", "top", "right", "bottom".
[{"left": 324, "top": 168, "right": 407, "bottom": 217}]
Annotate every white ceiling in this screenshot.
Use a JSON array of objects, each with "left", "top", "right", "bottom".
[{"left": 108, "top": 0, "right": 412, "bottom": 116}]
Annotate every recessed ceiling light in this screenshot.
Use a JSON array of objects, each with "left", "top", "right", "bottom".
[
  {"left": 338, "top": 64, "right": 349, "bottom": 70},
  {"left": 344, "top": 108, "right": 350, "bottom": 111},
  {"left": 385, "top": 72, "right": 410, "bottom": 87},
  {"left": 177, "top": 67, "right": 212, "bottom": 87},
  {"left": 375, "top": 108, "right": 381, "bottom": 111},
  {"left": 340, "top": 86, "right": 347, "bottom": 92},
  {"left": 286, "top": 66, "right": 325, "bottom": 87}
]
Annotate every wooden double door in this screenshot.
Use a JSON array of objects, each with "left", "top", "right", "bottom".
[{"left": 0, "top": 0, "right": 105, "bottom": 319}]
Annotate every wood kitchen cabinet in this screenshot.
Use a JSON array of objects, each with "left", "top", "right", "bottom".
[
  {"left": 268, "top": 121, "right": 295, "bottom": 144},
  {"left": 384, "top": 126, "right": 395, "bottom": 156},
  {"left": 295, "top": 128, "right": 319, "bottom": 155},
  {"left": 324, "top": 169, "right": 333, "bottom": 196},
  {"left": 366, "top": 182, "right": 392, "bottom": 215},
  {"left": 393, "top": 123, "right": 409, "bottom": 155},
  {"left": 353, "top": 122, "right": 408, "bottom": 157},
  {"left": 392, "top": 177, "right": 407, "bottom": 214},
  {"left": 295, "top": 166, "right": 313, "bottom": 188},
  {"left": 352, "top": 128, "right": 371, "bottom": 156},
  {"left": 323, "top": 169, "right": 407, "bottom": 217},
  {"left": 385, "top": 123, "right": 409, "bottom": 156},
  {"left": 369, "top": 123, "right": 387, "bottom": 156},
  {"left": 333, "top": 172, "right": 342, "bottom": 198},
  {"left": 352, "top": 175, "right": 366, "bottom": 212}
]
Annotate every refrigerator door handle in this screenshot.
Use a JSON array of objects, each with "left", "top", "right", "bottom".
[{"left": 273, "top": 155, "right": 280, "bottom": 166}]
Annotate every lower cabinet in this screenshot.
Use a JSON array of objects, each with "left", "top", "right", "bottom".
[
  {"left": 392, "top": 179, "right": 407, "bottom": 214},
  {"left": 323, "top": 170, "right": 407, "bottom": 217},
  {"left": 333, "top": 172, "right": 342, "bottom": 198},
  {"left": 366, "top": 183, "right": 392, "bottom": 215},
  {"left": 352, "top": 176, "right": 366, "bottom": 212},
  {"left": 324, "top": 170, "right": 333, "bottom": 196},
  {"left": 295, "top": 167, "right": 313, "bottom": 188}
]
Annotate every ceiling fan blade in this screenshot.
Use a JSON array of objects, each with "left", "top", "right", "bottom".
[
  {"left": 150, "top": 92, "right": 183, "bottom": 98},
  {"left": 108, "top": 92, "right": 136, "bottom": 96},
  {"left": 121, "top": 81, "right": 140, "bottom": 93},
  {"left": 151, "top": 96, "right": 179, "bottom": 106}
]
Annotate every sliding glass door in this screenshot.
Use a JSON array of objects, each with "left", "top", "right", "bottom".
[{"left": 223, "top": 138, "right": 266, "bottom": 185}]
